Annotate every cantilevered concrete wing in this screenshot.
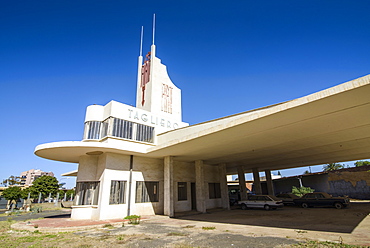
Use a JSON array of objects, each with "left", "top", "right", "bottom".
[
  {"left": 147, "top": 74, "right": 370, "bottom": 174},
  {"left": 35, "top": 74, "right": 370, "bottom": 174}
]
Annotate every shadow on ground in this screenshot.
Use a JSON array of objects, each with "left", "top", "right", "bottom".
[
  {"left": 0, "top": 210, "right": 71, "bottom": 222},
  {"left": 177, "top": 202, "right": 370, "bottom": 233},
  {"left": 44, "top": 213, "right": 71, "bottom": 219}
]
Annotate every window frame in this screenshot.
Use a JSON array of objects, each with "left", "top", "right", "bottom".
[
  {"left": 208, "top": 183, "right": 221, "bottom": 199},
  {"left": 75, "top": 181, "right": 100, "bottom": 206},
  {"left": 177, "top": 182, "right": 187, "bottom": 201},
  {"left": 109, "top": 180, "right": 126, "bottom": 205},
  {"left": 135, "top": 181, "right": 159, "bottom": 203}
]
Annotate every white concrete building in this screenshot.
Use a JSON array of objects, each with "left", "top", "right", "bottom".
[{"left": 35, "top": 31, "right": 370, "bottom": 220}]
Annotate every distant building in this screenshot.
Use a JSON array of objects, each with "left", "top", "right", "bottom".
[{"left": 20, "top": 169, "right": 54, "bottom": 186}]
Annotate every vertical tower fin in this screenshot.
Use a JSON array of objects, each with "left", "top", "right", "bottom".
[
  {"left": 136, "top": 27, "right": 144, "bottom": 108},
  {"left": 140, "top": 26, "right": 144, "bottom": 57},
  {"left": 152, "top": 13, "right": 156, "bottom": 45}
]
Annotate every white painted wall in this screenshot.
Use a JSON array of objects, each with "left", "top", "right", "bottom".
[
  {"left": 72, "top": 152, "right": 224, "bottom": 220},
  {"left": 174, "top": 161, "right": 195, "bottom": 212}
]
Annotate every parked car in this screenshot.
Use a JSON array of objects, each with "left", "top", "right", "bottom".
[
  {"left": 293, "top": 192, "right": 350, "bottom": 209},
  {"left": 238, "top": 195, "right": 284, "bottom": 210},
  {"left": 275, "top": 193, "right": 300, "bottom": 205}
]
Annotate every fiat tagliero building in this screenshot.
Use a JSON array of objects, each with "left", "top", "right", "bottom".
[{"left": 35, "top": 32, "right": 370, "bottom": 220}]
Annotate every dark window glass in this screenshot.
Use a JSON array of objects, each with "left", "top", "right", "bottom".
[
  {"left": 85, "top": 121, "right": 101, "bottom": 139},
  {"left": 178, "top": 182, "right": 187, "bottom": 201},
  {"left": 135, "top": 181, "right": 159, "bottom": 203},
  {"left": 305, "top": 194, "right": 314, "bottom": 199},
  {"left": 136, "top": 123, "right": 154, "bottom": 143},
  {"left": 101, "top": 119, "right": 109, "bottom": 138},
  {"left": 109, "top": 180, "right": 126, "bottom": 204},
  {"left": 112, "top": 118, "right": 133, "bottom": 139},
  {"left": 75, "top": 181, "right": 100, "bottom": 205},
  {"left": 208, "top": 183, "right": 221, "bottom": 199}
]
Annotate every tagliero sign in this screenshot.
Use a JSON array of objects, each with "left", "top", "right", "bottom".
[{"left": 127, "top": 108, "right": 179, "bottom": 129}]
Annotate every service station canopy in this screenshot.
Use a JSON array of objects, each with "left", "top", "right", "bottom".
[{"left": 35, "top": 74, "right": 370, "bottom": 175}]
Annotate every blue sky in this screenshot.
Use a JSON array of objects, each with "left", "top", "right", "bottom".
[{"left": 1, "top": 1, "right": 370, "bottom": 188}]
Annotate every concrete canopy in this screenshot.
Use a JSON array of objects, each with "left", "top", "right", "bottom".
[{"left": 35, "top": 74, "right": 370, "bottom": 174}]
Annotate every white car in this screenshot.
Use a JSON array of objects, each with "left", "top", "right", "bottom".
[{"left": 238, "top": 195, "right": 284, "bottom": 210}]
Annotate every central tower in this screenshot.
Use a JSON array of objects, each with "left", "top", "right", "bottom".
[{"left": 135, "top": 21, "right": 183, "bottom": 123}]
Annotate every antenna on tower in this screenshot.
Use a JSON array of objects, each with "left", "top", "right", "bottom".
[
  {"left": 139, "top": 26, "right": 144, "bottom": 57},
  {"left": 152, "top": 13, "right": 156, "bottom": 45}
]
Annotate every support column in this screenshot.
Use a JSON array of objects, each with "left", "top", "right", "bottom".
[
  {"left": 237, "top": 166, "right": 248, "bottom": 201},
  {"left": 195, "top": 160, "right": 206, "bottom": 213},
  {"left": 164, "top": 156, "right": 174, "bottom": 217},
  {"left": 252, "top": 168, "right": 262, "bottom": 195},
  {"left": 265, "top": 169, "right": 275, "bottom": 196},
  {"left": 219, "top": 163, "right": 230, "bottom": 210}
]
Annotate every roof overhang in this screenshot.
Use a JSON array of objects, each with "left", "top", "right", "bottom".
[
  {"left": 61, "top": 170, "right": 78, "bottom": 177},
  {"left": 148, "top": 74, "right": 370, "bottom": 174},
  {"left": 35, "top": 74, "right": 370, "bottom": 174}
]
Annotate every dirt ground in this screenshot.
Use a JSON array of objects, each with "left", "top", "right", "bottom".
[{"left": 4, "top": 200, "right": 370, "bottom": 247}]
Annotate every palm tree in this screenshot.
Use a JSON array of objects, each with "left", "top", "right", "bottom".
[{"left": 323, "top": 163, "right": 344, "bottom": 171}]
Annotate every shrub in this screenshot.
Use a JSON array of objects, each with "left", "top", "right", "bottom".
[
  {"left": 124, "top": 215, "right": 141, "bottom": 224},
  {"left": 292, "top": 186, "right": 314, "bottom": 197}
]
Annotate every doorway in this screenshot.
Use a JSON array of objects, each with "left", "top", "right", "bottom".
[{"left": 191, "top": 183, "right": 196, "bottom": 210}]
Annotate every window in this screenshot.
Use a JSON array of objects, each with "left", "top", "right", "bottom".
[
  {"left": 257, "top": 196, "right": 270, "bottom": 201},
  {"left": 304, "top": 194, "right": 314, "bottom": 199},
  {"left": 109, "top": 180, "right": 126, "bottom": 204},
  {"left": 208, "top": 183, "right": 221, "bottom": 199},
  {"left": 84, "top": 121, "right": 101, "bottom": 139},
  {"left": 249, "top": 196, "right": 257, "bottom": 201},
  {"left": 135, "top": 181, "right": 159, "bottom": 203},
  {"left": 83, "top": 117, "right": 155, "bottom": 143},
  {"left": 316, "top": 194, "right": 324, "bottom": 199},
  {"left": 177, "top": 182, "right": 187, "bottom": 201},
  {"left": 136, "top": 123, "right": 154, "bottom": 143},
  {"left": 75, "top": 181, "right": 100, "bottom": 205},
  {"left": 112, "top": 118, "right": 133, "bottom": 139},
  {"left": 101, "top": 119, "right": 109, "bottom": 138}
]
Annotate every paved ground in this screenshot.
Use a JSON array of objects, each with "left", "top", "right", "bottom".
[{"left": 7, "top": 201, "right": 370, "bottom": 247}]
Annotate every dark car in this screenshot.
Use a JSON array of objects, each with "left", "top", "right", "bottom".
[
  {"left": 275, "top": 193, "right": 300, "bottom": 205},
  {"left": 293, "top": 192, "right": 350, "bottom": 209}
]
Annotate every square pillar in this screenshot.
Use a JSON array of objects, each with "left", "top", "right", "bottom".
[
  {"left": 252, "top": 168, "right": 262, "bottom": 195},
  {"left": 195, "top": 160, "right": 206, "bottom": 213},
  {"left": 164, "top": 156, "right": 174, "bottom": 217},
  {"left": 237, "top": 165, "right": 248, "bottom": 200},
  {"left": 219, "top": 163, "right": 230, "bottom": 210},
  {"left": 265, "top": 169, "right": 275, "bottom": 196}
]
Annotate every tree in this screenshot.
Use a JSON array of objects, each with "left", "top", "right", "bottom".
[
  {"left": 20, "top": 187, "right": 33, "bottom": 199},
  {"left": 323, "top": 163, "right": 344, "bottom": 171},
  {"left": 303, "top": 170, "right": 310, "bottom": 174},
  {"left": 2, "top": 175, "right": 21, "bottom": 186},
  {"left": 29, "top": 176, "right": 59, "bottom": 198},
  {"left": 291, "top": 186, "right": 314, "bottom": 197},
  {"left": 354, "top": 160, "right": 370, "bottom": 167},
  {"left": 2, "top": 186, "right": 22, "bottom": 202},
  {"left": 66, "top": 189, "right": 75, "bottom": 199}
]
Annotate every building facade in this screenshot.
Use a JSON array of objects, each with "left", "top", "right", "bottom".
[
  {"left": 20, "top": 169, "right": 54, "bottom": 186},
  {"left": 35, "top": 27, "right": 370, "bottom": 220},
  {"left": 36, "top": 42, "right": 230, "bottom": 220}
]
